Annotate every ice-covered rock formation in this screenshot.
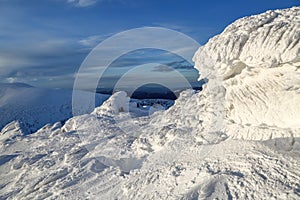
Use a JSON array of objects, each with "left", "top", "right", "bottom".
[
  {"left": 195, "top": 7, "right": 300, "bottom": 77},
  {"left": 194, "top": 6, "right": 300, "bottom": 140}
]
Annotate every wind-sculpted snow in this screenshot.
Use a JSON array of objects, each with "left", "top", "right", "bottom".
[
  {"left": 1, "top": 7, "right": 300, "bottom": 200},
  {"left": 0, "top": 114, "right": 299, "bottom": 199},
  {"left": 194, "top": 6, "right": 300, "bottom": 140},
  {"left": 195, "top": 7, "right": 300, "bottom": 78}
]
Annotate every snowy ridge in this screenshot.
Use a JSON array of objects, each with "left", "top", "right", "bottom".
[{"left": 0, "top": 7, "right": 300, "bottom": 199}]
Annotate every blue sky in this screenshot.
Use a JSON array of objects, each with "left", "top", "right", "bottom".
[{"left": 0, "top": 0, "right": 299, "bottom": 89}]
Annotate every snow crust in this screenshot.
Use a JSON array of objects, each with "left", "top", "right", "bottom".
[{"left": 0, "top": 7, "right": 300, "bottom": 200}]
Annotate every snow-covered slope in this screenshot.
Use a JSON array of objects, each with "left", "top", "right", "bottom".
[
  {"left": 0, "top": 83, "right": 109, "bottom": 134},
  {"left": 0, "top": 7, "right": 300, "bottom": 200}
]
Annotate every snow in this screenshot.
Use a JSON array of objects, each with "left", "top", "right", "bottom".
[
  {"left": 0, "top": 7, "right": 300, "bottom": 200},
  {"left": 93, "top": 91, "right": 130, "bottom": 116},
  {"left": 195, "top": 7, "right": 300, "bottom": 75},
  {"left": 0, "top": 83, "right": 109, "bottom": 134},
  {"left": 194, "top": 6, "right": 300, "bottom": 140}
]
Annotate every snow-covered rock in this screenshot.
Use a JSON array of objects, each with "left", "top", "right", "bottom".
[
  {"left": 93, "top": 91, "right": 130, "bottom": 116},
  {"left": 195, "top": 7, "right": 300, "bottom": 78},
  {"left": 193, "top": 6, "right": 300, "bottom": 139}
]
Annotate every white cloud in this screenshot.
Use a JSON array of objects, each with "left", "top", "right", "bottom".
[
  {"left": 6, "top": 77, "right": 19, "bottom": 83},
  {"left": 79, "top": 35, "right": 104, "bottom": 47},
  {"left": 66, "top": 0, "right": 127, "bottom": 8},
  {"left": 67, "top": 0, "right": 99, "bottom": 7},
  {"left": 78, "top": 33, "right": 114, "bottom": 47}
]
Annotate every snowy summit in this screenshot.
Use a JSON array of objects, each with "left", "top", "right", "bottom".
[{"left": 0, "top": 7, "right": 300, "bottom": 200}]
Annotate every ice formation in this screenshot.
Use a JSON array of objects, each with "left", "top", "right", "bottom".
[{"left": 194, "top": 6, "right": 300, "bottom": 140}]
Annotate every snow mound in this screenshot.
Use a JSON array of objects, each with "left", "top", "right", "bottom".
[
  {"left": 193, "top": 6, "right": 300, "bottom": 139},
  {"left": 93, "top": 91, "right": 130, "bottom": 116},
  {"left": 0, "top": 121, "right": 25, "bottom": 142}
]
